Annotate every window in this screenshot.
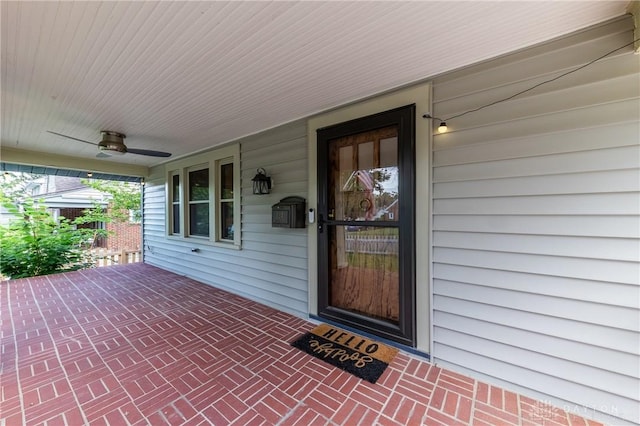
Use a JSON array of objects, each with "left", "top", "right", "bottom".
[
  {"left": 169, "top": 172, "right": 181, "bottom": 235},
  {"left": 128, "top": 209, "right": 142, "bottom": 224},
  {"left": 166, "top": 144, "right": 240, "bottom": 248},
  {"left": 188, "top": 166, "right": 209, "bottom": 237},
  {"left": 219, "top": 159, "right": 234, "bottom": 241}
]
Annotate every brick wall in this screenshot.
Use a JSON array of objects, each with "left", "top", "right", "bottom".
[{"left": 106, "top": 220, "right": 141, "bottom": 250}]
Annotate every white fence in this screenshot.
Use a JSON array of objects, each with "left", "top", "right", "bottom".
[
  {"left": 344, "top": 235, "right": 398, "bottom": 255},
  {"left": 90, "top": 249, "right": 141, "bottom": 267}
]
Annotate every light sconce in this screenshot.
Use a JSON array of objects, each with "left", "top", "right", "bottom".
[
  {"left": 252, "top": 168, "right": 272, "bottom": 195},
  {"left": 422, "top": 114, "right": 448, "bottom": 133},
  {"left": 87, "top": 172, "right": 93, "bottom": 178}
]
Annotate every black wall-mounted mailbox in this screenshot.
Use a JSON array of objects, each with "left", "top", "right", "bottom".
[{"left": 272, "top": 196, "right": 306, "bottom": 228}]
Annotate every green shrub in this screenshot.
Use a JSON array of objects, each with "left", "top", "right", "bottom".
[{"left": 0, "top": 199, "right": 94, "bottom": 279}]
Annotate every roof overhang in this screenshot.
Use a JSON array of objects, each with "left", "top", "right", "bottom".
[{"left": 1, "top": 147, "right": 148, "bottom": 181}]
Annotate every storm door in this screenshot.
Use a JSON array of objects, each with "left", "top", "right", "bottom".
[{"left": 317, "top": 105, "right": 415, "bottom": 346}]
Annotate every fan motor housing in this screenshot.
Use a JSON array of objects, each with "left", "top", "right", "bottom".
[{"left": 98, "top": 131, "right": 127, "bottom": 154}]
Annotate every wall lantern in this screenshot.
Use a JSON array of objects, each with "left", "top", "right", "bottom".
[{"left": 252, "top": 168, "right": 272, "bottom": 195}]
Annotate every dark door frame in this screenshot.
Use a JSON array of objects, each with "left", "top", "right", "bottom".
[{"left": 316, "top": 104, "right": 416, "bottom": 346}]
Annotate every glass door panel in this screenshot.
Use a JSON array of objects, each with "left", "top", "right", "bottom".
[
  {"left": 330, "top": 226, "right": 399, "bottom": 322},
  {"left": 317, "top": 105, "right": 415, "bottom": 346},
  {"left": 327, "top": 125, "right": 400, "bottom": 322}
]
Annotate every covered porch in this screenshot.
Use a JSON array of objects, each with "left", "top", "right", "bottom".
[{"left": 1, "top": 264, "right": 603, "bottom": 425}]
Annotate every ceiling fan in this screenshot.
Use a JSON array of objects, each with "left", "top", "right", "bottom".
[{"left": 47, "top": 130, "right": 172, "bottom": 158}]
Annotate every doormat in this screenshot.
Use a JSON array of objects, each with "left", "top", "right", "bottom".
[{"left": 291, "top": 324, "right": 398, "bottom": 384}]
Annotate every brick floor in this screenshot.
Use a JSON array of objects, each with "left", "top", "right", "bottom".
[{"left": 0, "top": 264, "right": 605, "bottom": 425}]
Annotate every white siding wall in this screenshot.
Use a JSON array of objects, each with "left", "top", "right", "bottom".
[
  {"left": 143, "top": 120, "right": 308, "bottom": 318},
  {"left": 431, "top": 18, "right": 639, "bottom": 425}
]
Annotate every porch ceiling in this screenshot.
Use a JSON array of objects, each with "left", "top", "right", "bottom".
[{"left": 0, "top": 1, "right": 628, "bottom": 170}]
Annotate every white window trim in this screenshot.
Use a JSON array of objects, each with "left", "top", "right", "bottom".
[{"left": 165, "top": 144, "right": 241, "bottom": 249}]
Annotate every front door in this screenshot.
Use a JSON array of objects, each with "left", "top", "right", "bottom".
[{"left": 317, "top": 105, "right": 415, "bottom": 346}]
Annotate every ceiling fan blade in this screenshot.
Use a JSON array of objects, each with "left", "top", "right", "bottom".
[
  {"left": 47, "top": 130, "right": 98, "bottom": 146},
  {"left": 126, "top": 148, "right": 172, "bottom": 157}
]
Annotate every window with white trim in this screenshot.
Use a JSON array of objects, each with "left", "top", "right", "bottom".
[
  {"left": 187, "top": 165, "right": 209, "bottom": 237},
  {"left": 218, "top": 158, "right": 234, "bottom": 241},
  {"left": 169, "top": 171, "right": 181, "bottom": 235},
  {"left": 166, "top": 144, "right": 240, "bottom": 247}
]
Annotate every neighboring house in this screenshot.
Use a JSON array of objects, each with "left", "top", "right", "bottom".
[
  {"left": 0, "top": 175, "right": 107, "bottom": 226},
  {"left": 141, "top": 18, "right": 639, "bottom": 425},
  {"left": 0, "top": 204, "right": 16, "bottom": 226}
]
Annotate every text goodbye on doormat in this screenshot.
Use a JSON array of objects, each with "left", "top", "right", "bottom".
[{"left": 291, "top": 323, "right": 398, "bottom": 383}]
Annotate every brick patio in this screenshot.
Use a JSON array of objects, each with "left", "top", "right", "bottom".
[{"left": 0, "top": 264, "right": 604, "bottom": 425}]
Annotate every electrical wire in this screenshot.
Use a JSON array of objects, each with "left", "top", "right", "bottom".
[{"left": 443, "top": 37, "right": 640, "bottom": 122}]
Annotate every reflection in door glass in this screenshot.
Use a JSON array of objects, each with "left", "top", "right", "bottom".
[
  {"left": 358, "top": 141, "right": 374, "bottom": 170},
  {"left": 329, "top": 128, "right": 399, "bottom": 222},
  {"left": 329, "top": 226, "right": 400, "bottom": 323},
  {"left": 380, "top": 137, "right": 397, "bottom": 167}
]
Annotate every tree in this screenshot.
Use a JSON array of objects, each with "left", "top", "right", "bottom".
[{"left": 80, "top": 179, "right": 141, "bottom": 222}]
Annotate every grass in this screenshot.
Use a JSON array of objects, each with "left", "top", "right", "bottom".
[{"left": 347, "top": 252, "right": 399, "bottom": 272}]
